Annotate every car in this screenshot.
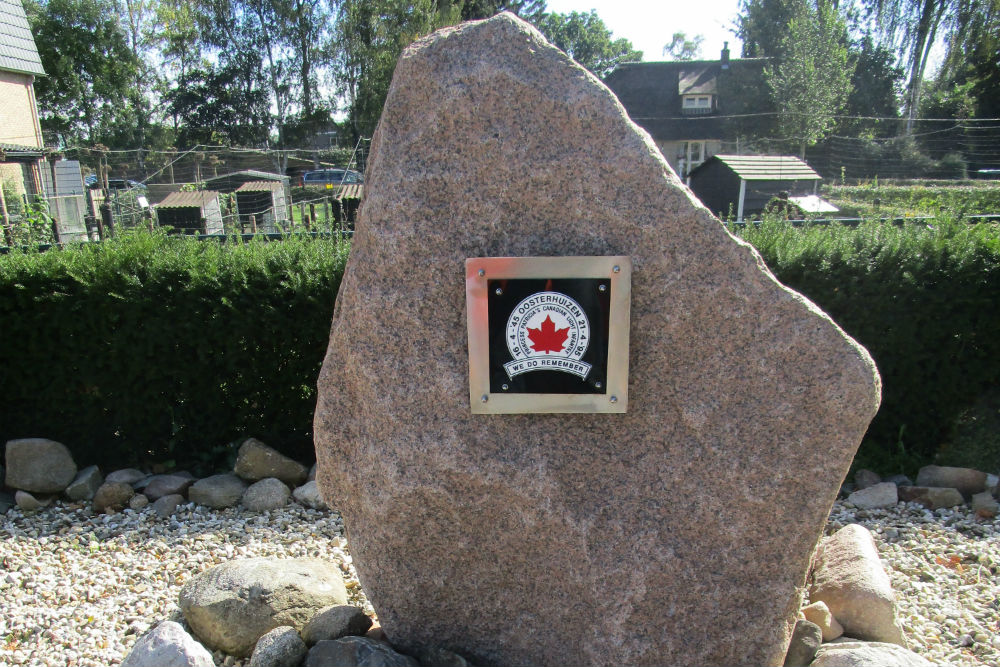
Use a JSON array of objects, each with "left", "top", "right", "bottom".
[
  {"left": 84, "top": 175, "right": 147, "bottom": 192},
  {"left": 301, "top": 169, "right": 364, "bottom": 187}
]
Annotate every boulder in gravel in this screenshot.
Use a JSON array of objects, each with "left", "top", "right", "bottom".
[
  {"left": 242, "top": 478, "right": 291, "bottom": 512},
  {"left": 5, "top": 438, "right": 77, "bottom": 493},
  {"left": 810, "top": 641, "right": 934, "bottom": 667},
  {"left": 0, "top": 491, "right": 13, "bottom": 514},
  {"left": 854, "top": 469, "right": 881, "bottom": 490},
  {"left": 971, "top": 491, "right": 998, "bottom": 518},
  {"left": 152, "top": 494, "right": 186, "bottom": 518},
  {"left": 302, "top": 606, "right": 372, "bottom": 646},
  {"left": 188, "top": 474, "right": 247, "bottom": 509},
  {"left": 105, "top": 468, "right": 147, "bottom": 486},
  {"left": 179, "top": 557, "right": 348, "bottom": 657},
  {"left": 418, "top": 647, "right": 472, "bottom": 667},
  {"left": 129, "top": 494, "right": 150, "bottom": 511},
  {"left": 801, "top": 600, "right": 844, "bottom": 641},
  {"left": 249, "top": 626, "right": 307, "bottom": 667},
  {"left": 65, "top": 465, "right": 103, "bottom": 501},
  {"left": 915, "top": 465, "right": 987, "bottom": 499},
  {"left": 304, "top": 637, "right": 419, "bottom": 667},
  {"left": 897, "top": 486, "right": 964, "bottom": 509},
  {"left": 312, "top": 13, "right": 881, "bottom": 667},
  {"left": 847, "top": 482, "right": 898, "bottom": 509},
  {"left": 885, "top": 474, "right": 913, "bottom": 487},
  {"left": 293, "top": 481, "right": 328, "bottom": 510},
  {"left": 809, "top": 524, "right": 905, "bottom": 645},
  {"left": 93, "top": 481, "right": 135, "bottom": 513},
  {"left": 120, "top": 620, "right": 214, "bottom": 667},
  {"left": 143, "top": 474, "right": 195, "bottom": 501},
  {"left": 783, "top": 619, "right": 822, "bottom": 667},
  {"left": 15, "top": 489, "right": 50, "bottom": 511},
  {"left": 234, "top": 438, "right": 308, "bottom": 487}
]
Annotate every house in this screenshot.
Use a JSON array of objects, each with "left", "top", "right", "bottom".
[
  {"left": 0, "top": 0, "right": 46, "bottom": 199},
  {"left": 604, "top": 44, "right": 768, "bottom": 179},
  {"left": 687, "top": 154, "right": 834, "bottom": 222}
]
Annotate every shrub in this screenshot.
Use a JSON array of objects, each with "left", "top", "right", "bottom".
[
  {"left": 0, "top": 231, "right": 349, "bottom": 473},
  {"left": 738, "top": 217, "right": 1000, "bottom": 474}
]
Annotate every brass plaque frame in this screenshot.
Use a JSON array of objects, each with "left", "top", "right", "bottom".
[{"left": 466, "top": 256, "right": 631, "bottom": 414}]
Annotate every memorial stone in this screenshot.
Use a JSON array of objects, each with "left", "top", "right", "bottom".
[{"left": 314, "top": 13, "right": 881, "bottom": 667}]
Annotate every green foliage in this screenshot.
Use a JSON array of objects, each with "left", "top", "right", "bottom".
[
  {"left": 737, "top": 217, "right": 1000, "bottom": 474},
  {"left": 764, "top": 0, "right": 854, "bottom": 157},
  {"left": 0, "top": 231, "right": 350, "bottom": 472},
  {"left": 824, "top": 182, "right": 1000, "bottom": 217},
  {"left": 534, "top": 10, "right": 642, "bottom": 78},
  {"left": 2, "top": 187, "right": 55, "bottom": 247},
  {"left": 663, "top": 32, "right": 704, "bottom": 61},
  {"left": 936, "top": 390, "right": 1000, "bottom": 473}
]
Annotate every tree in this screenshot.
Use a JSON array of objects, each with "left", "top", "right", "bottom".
[
  {"left": 26, "top": 0, "right": 145, "bottom": 146},
  {"left": 459, "top": 0, "right": 545, "bottom": 20},
  {"left": 737, "top": 0, "right": 806, "bottom": 59},
  {"left": 534, "top": 10, "right": 642, "bottom": 78},
  {"left": 765, "top": 0, "right": 854, "bottom": 157},
  {"left": 663, "top": 32, "right": 704, "bottom": 60}
]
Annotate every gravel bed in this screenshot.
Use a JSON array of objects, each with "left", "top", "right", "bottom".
[{"left": 0, "top": 499, "right": 997, "bottom": 666}]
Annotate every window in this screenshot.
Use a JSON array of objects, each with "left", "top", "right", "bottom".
[{"left": 682, "top": 95, "right": 712, "bottom": 109}]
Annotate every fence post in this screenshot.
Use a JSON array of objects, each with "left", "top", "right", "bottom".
[
  {"left": 324, "top": 199, "right": 330, "bottom": 229},
  {"left": 100, "top": 201, "right": 114, "bottom": 238},
  {"left": 251, "top": 214, "right": 258, "bottom": 234},
  {"left": 50, "top": 217, "right": 60, "bottom": 244},
  {"left": 308, "top": 203, "right": 316, "bottom": 231}
]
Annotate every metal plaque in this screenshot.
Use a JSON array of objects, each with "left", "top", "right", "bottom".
[{"left": 466, "top": 256, "right": 631, "bottom": 414}]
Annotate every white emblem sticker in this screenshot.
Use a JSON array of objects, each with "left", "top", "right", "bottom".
[{"left": 504, "top": 291, "right": 592, "bottom": 380}]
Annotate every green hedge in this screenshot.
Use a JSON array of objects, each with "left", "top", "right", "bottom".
[
  {"left": 738, "top": 218, "right": 1000, "bottom": 474},
  {"left": 824, "top": 183, "right": 1000, "bottom": 217},
  {"left": 0, "top": 232, "right": 349, "bottom": 474}
]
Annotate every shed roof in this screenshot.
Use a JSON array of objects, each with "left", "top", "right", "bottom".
[
  {"left": 204, "top": 170, "right": 287, "bottom": 184},
  {"left": 155, "top": 190, "right": 221, "bottom": 209},
  {"left": 236, "top": 181, "right": 284, "bottom": 192},
  {"left": 0, "top": 0, "right": 44, "bottom": 76},
  {"left": 0, "top": 141, "right": 42, "bottom": 158},
  {"left": 701, "top": 155, "right": 821, "bottom": 181}
]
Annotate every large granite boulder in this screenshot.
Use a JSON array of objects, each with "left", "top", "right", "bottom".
[
  {"left": 4, "top": 438, "right": 77, "bottom": 493},
  {"left": 179, "top": 558, "right": 348, "bottom": 657},
  {"left": 809, "top": 524, "right": 906, "bottom": 645},
  {"left": 313, "top": 13, "right": 881, "bottom": 667}
]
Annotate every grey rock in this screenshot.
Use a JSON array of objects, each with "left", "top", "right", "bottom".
[
  {"left": 847, "top": 482, "right": 898, "bottom": 509},
  {"left": 915, "top": 465, "right": 987, "bottom": 499},
  {"left": 304, "top": 637, "right": 419, "bottom": 667},
  {"left": 234, "top": 438, "right": 308, "bottom": 487},
  {"left": 65, "top": 465, "right": 103, "bottom": 501},
  {"left": 312, "top": 12, "right": 881, "bottom": 667},
  {"left": 308, "top": 464, "right": 316, "bottom": 482},
  {"left": 92, "top": 482, "right": 135, "bottom": 513},
  {"left": 188, "top": 474, "right": 247, "bottom": 509},
  {"left": 242, "top": 478, "right": 291, "bottom": 512},
  {"left": 0, "top": 492, "right": 13, "bottom": 514},
  {"left": 292, "top": 481, "right": 328, "bottom": 510},
  {"left": 783, "top": 619, "right": 822, "bottom": 667},
  {"left": 15, "top": 489, "right": 50, "bottom": 511},
  {"left": 152, "top": 494, "right": 186, "bottom": 518},
  {"left": 809, "top": 524, "right": 906, "bottom": 645},
  {"left": 971, "top": 491, "right": 998, "bottom": 517},
  {"left": 179, "top": 557, "right": 348, "bottom": 657},
  {"left": 810, "top": 641, "right": 934, "bottom": 667},
  {"left": 249, "top": 626, "right": 308, "bottom": 667},
  {"left": 302, "top": 606, "right": 372, "bottom": 646},
  {"left": 418, "top": 647, "right": 472, "bottom": 667},
  {"left": 885, "top": 474, "right": 913, "bottom": 487},
  {"left": 4, "top": 438, "right": 77, "bottom": 493},
  {"left": 143, "top": 474, "right": 195, "bottom": 501},
  {"left": 854, "top": 469, "right": 881, "bottom": 490},
  {"left": 129, "top": 493, "right": 150, "bottom": 511},
  {"left": 120, "top": 620, "right": 215, "bottom": 667},
  {"left": 897, "top": 486, "right": 964, "bottom": 509},
  {"left": 105, "top": 468, "right": 147, "bottom": 486}
]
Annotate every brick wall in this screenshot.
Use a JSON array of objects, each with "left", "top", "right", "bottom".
[{"left": 0, "top": 70, "right": 42, "bottom": 148}]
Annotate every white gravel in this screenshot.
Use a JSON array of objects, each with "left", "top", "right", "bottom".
[{"left": 0, "top": 498, "right": 996, "bottom": 666}]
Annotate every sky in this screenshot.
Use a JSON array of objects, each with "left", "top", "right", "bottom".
[{"left": 543, "top": 0, "right": 745, "bottom": 62}]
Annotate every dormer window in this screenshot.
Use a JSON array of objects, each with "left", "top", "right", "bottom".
[{"left": 682, "top": 95, "right": 713, "bottom": 114}]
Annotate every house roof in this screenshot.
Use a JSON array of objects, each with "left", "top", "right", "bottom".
[
  {"left": 604, "top": 58, "right": 767, "bottom": 142},
  {"left": 697, "top": 155, "right": 821, "bottom": 181},
  {"left": 0, "top": 0, "right": 44, "bottom": 76},
  {"left": 0, "top": 141, "right": 42, "bottom": 158},
  {"left": 155, "top": 191, "right": 221, "bottom": 209}
]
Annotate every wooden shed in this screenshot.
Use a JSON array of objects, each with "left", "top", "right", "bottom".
[
  {"left": 155, "top": 191, "right": 224, "bottom": 234},
  {"left": 688, "top": 155, "right": 823, "bottom": 222},
  {"left": 235, "top": 181, "right": 289, "bottom": 232}
]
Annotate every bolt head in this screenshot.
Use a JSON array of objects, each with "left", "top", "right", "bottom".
[
  {"left": 481, "top": 394, "right": 489, "bottom": 403},
  {"left": 610, "top": 395, "right": 618, "bottom": 404},
  {"left": 613, "top": 265, "right": 620, "bottom": 273},
  {"left": 477, "top": 268, "right": 485, "bottom": 277}
]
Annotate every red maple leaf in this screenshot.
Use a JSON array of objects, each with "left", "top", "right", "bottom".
[{"left": 527, "top": 315, "right": 569, "bottom": 354}]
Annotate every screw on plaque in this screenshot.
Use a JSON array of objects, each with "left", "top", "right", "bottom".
[
  {"left": 481, "top": 394, "right": 489, "bottom": 403},
  {"left": 502, "top": 384, "right": 509, "bottom": 391},
  {"left": 598, "top": 284, "right": 607, "bottom": 292},
  {"left": 595, "top": 381, "right": 603, "bottom": 389},
  {"left": 613, "top": 265, "right": 621, "bottom": 273},
  {"left": 495, "top": 287, "right": 503, "bottom": 296},
  {"left": 610, "top": 395, "right": 618, "bottom": 404},
  {"left": 477, "top": 268, "right": 485, "bottom": 277}
]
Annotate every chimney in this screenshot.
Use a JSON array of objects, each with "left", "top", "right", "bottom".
[{"left": 721, "top": 42, "right": 730, "bottom": 69}]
